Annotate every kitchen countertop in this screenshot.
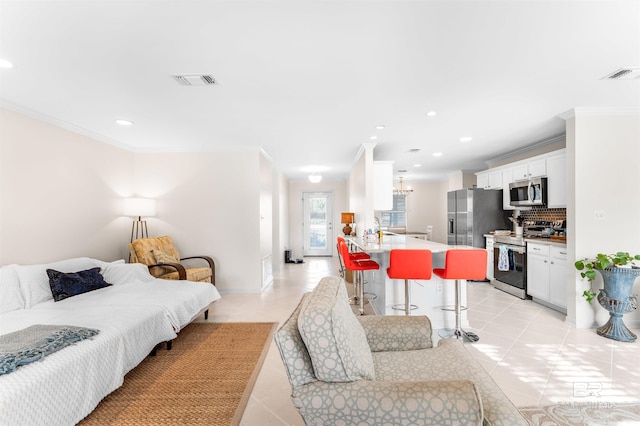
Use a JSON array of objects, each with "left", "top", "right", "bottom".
[
  {"left": 524, "top": 237, "right": 567, "bottom": 247},
  {"left": 348, "top": 233, "right": 473, "bottom": 253}
]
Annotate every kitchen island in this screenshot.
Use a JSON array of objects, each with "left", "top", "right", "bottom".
[{"left": 348, "top": 234, "right": 483, "bottom": 330}]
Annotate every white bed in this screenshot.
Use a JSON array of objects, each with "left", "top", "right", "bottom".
[{"left": 0, "top": 258, "right": 222, "bottom": 426}]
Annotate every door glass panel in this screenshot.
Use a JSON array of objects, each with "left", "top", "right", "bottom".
[
  {"left": 303, "top": 192, "right": 333, "bottom": 256},
  {"left": 309, "top": 196, "right": 327, "bottom": 250}
]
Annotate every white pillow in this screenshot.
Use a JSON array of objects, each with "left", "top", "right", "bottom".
[
  {"left": 0, "top": 265, "right": 26, "bottom": 314},
  {"left": 101, "top": 263, "right": 154, "bottom": 285},
  {"left": 297, "top": 276, "right": 375, "bottom": 382},
  {"left": 16, "top": 257, "right": 112, "bottom": 308}
]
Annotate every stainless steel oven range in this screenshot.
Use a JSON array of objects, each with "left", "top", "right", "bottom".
[{"left": 492, "top": 235, "right": 528, "bottom": 299}]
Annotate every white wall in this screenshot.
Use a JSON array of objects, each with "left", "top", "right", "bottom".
[
  {"left": 272, "top": 170, "right": 289, "bottom": 270},
  {"left": 0, "top": 108, "right": 134, "bottom": 264},
  {"left": 288, "top": 179, "right": 347, "bottom": 259},
  {"left": 567, "top": 111, "right": 640, "bottom": 328},
  {"left": 133, "top": 150, "right": 264, "bottom": 293},
  {"left": 348, "top": 143, "right": 378, "bottom": 241},
  {"left": 405, "top": 180, "right": 449, "bottom": 244},
  {"left": 447, "top": 171, "right": 476, "bottom": 191}
]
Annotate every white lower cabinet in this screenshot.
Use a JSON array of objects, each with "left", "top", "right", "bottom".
[
  {"left": 527, "top": 243, "right": 550, "bottom": 300},
  {"left": 527, "top": 242, "right": 567, "bottom": 311},
  {"left": 549, "top": 246, "right": 568, "bottom": 308}
]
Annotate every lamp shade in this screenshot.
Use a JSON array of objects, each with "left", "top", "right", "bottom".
[
  {"left": 123, "top": 198, "right": 156, "bottom": 217},
  {"left": 341, "top": 212, "right": 354, "bottom": 224}
]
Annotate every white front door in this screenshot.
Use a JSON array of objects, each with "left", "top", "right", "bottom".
[{"left": 303, "top": 192, "right": 333, "bottom": 256}]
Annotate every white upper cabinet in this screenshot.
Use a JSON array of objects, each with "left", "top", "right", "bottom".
[
  {"left": 373, "top": 161, "right": 393, "bottom": 211},
  {"left": 476, "top": 169, "right": 502, "bottom": 190},
  {"left": 476, "top": 172, "right": 489, "bottom": 190},
  {"left": 546, "top": 152, "right": 567, "bottom": 207},
  {"left": 512, "top": 158, "right": 546, "bottom": 181},
  {"left": 488, "top": 170, "right": 502, "bottom": 189}
]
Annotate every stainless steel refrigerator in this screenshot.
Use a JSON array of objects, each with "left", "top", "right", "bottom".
[{"left": 447, "top": 189, "right": 504, "bottom": 247}]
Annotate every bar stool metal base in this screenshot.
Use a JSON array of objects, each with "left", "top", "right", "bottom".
[
  {"left": 438, "top": 328, "right": 480, "bottom": 343},
  {"left": 392, "top": 304, "right": 418, "bottom": 312},
  {"left": 439, "top": 279, "right": 479, "bottom": 343},
  {"left": 392, "top": 279, "right": 417, "bottom": 316}
]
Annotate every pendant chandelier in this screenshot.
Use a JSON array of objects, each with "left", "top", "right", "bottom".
[{"left": 393, "top": 176, "right": 413, "bottom": 197}]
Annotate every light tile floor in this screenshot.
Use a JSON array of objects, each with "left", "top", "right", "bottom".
[{"left": 204, "top": 257, "right": 640, "bottom": 425}]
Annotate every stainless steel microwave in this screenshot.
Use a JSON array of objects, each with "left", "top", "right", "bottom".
[{"left": 509, "top": 177, "right": 547, "bottom": 206}]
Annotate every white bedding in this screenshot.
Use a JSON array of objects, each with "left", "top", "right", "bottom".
[
  {"left": 0, "top": 305, "right": 176, "bottom": 426},
  {"left": 33, "top": 278, "right": 221, "bottom": 331},
  {"left": 0, "top": 260, "right": 222, "bottom": 426}
]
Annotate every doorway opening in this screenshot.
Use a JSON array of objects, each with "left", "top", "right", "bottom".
[{"left": 302, "top": 192, "right": 333, "bottom": 256}]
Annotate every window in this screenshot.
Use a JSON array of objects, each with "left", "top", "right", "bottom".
[{"left": 378, "top": 195, "right": 406, "bottom": 228}]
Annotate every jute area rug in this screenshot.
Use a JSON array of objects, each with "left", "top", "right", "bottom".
[
  {"left": 80, "top": 322, "right": 277, "bottom": 426},
  {"left": 519, "top": 402, "right": 640, "bottom": 425}
]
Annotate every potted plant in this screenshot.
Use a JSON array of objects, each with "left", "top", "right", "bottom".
[{"left": 575, "top": 251, "right": 640, "bottom": 342}]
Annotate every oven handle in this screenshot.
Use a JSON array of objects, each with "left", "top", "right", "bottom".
[{"left": 494, "top": 244, "right": 526, "bottom": 254}]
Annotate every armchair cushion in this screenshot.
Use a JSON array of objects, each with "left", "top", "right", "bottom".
[
  {"left": 158, "top": 267, "right": 212, "bottom": 282},
  {"left": 358, "top": 315, "right": 433, "bottom": 352},
  {"left": 274, "top": 293, "right": 317, "bottom": 388},
  {"left": 293, "top": 379, "right": 483, "bottom": 426},
  {"left": 129, "top": 236, "right": 214, "bottom": 284},
  {"left": 297, "top": 276, "right": 375, "bottom": 382},
  {"left": 373, "top": 338, "right": 527, "bottom": 425},
  {"left": 152, "top": 249, "right": 179, "bottom": 265}
]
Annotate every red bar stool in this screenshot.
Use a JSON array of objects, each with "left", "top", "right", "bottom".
[
  {"left": 338, "top": 239, "right": 379, "bottom": 315},
  {"left": 433, "top": 249, "right": 487, "bottom": 342},
  {"left": 386, "top": 249, "right": 432, "bottom": 316},
  {"left": 336, "top": 236, "right": 371, "bottom": 305}
]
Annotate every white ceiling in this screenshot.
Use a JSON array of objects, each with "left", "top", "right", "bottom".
[{"left": 1, "top": 1, "right": 639, "bottom": 182}]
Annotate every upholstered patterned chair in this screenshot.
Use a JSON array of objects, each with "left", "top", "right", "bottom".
[
  {"left": 129, "top": 236, "right": 215, "bottom": 285},
  {"left": 274, "top": 276, "right": 528, "bottom": 426}
]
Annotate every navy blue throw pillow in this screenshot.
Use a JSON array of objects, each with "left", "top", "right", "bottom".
[{"left": 46, "top": 267, "right": 112, "bottom": 302}]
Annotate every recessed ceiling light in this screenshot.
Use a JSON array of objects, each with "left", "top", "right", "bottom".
[
  {"left": 0, "top": 58, "right": 14, "bottom": 69},
  {"left": 459, "top": 137, "right": 472, "bottom": 142},
  {"left": 426, "top": 111, "right": 437, "bottom": 116},
  {"left": 375, "top": 125, "right": 385, "bottom": 130},
  {"left": 115, "top": 119, "right": 134, "bottom": 126},
  {"left": 370, "top": 136, "right": 377, "bottom": 140},
  {"left": 414, "top": 164, "right": 422, "bottom": 168},
  {"left": 433, "top": 152, "right": 443, "bottom": 157}
]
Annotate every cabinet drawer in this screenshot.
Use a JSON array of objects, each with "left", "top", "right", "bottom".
[
  {"left": 527, "top": 243, "right": 549, "bottom": 256},
  {"left": 551, "top": 246, "right": 567, "bottom": 260}
]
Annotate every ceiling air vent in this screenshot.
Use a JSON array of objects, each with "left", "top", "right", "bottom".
[
  {"left": 171, "top": 74, "right": 217, "bottom": 86},
  {"left": 602, "top": 68, "right": 640, "bottom": 80},
  {"left": 409, "top": 148, "right": 421, "bottom": 153},
  {"left": 397, "top": 169, "right": 409, "bottom": 173}
]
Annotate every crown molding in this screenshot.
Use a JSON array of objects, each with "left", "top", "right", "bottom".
[
  {"left": 485, "top": 134, "right": 566, "bottom": 166},
  {"left": 1, "top": 100, "right": 136, "bottom": 151},
  {"left": 558, "top": 107, "right": 640, "bottom": 120}
]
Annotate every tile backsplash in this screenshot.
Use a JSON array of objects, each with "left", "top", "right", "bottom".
[{"left": 518, "top": 207, "right": 566, "bottom": 223}]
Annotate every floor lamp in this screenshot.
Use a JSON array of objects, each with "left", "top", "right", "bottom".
[{"left": 123, "top": 198, "right": 156, "bottom": 243}]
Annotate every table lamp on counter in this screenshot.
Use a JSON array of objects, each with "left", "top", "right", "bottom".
[{"left": 341, "top": 212, "right": 354, "bottom": 236}]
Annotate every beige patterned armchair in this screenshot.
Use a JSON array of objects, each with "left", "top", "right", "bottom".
[
  {"left": 274, "top": 276, "right": 527, "bottom": 426},
  {"left": 128, "top": 236, "right": 215, "bottom": 285}
]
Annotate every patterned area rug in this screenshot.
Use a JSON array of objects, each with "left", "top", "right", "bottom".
[
  {"left": 79, "top": 322, "right": 277, "bottom": 426},
  {"left": 519, "top": 402, "right": 640, "bottom": 425}
]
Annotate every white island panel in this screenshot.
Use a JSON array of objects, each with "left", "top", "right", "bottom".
[{"left": 348, "top": 234, "right": 482, "bottom": 330}]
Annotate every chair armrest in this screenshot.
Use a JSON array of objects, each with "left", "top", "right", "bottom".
[
  {"left": 146, "top": 262, "right": 187, "bottom": 280},
  {"left": 357, "top": 315, "right": 433, "bottom": 351},
  {"left": 293, "top": 379, "right": 483, "bottom": 425},
  {"left": 180, "top": 256, "right": 215, "bottom": 286}
]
